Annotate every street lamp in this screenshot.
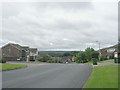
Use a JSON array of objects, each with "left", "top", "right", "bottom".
[{"left": 96, "top": 41, "right": 101, "bottom": 61}]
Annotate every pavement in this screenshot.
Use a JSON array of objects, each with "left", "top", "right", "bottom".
[
  {"left": 93, "top": 61, "right": 119, "bottom": 67},
  {"left": 2, "top": 64, "right": 93, "bottom": 88},
  {"left": 98, "top": 62, "right": 118, "bottom": 66}
]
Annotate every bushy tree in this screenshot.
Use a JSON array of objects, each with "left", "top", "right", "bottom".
[
  {"left": 63, "top": 52, "right": 71, "bottom": 56},
  {"left": 75, "top": 48, "right": 99, "bottom": 63},
  {"left": 0, "top": 58, "right": 6, "bottom": 63},
  {"left": 38, "top": 54, "right": 52, "bottom": 62},
  {"left": 85, "top": 47, "right": 95, "bottom": 61},
  {"left": 76, "top": 51, "right": 87, "bottom": 63},
  {"left": 92, "top": 51, "right": 99, "bottom": 59}
]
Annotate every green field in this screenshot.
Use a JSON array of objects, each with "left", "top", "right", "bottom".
[
  {"left": 0, "top": 64, "right": 27, "bottom": 71},
  {"left": 84, "top": 65, "right": 118, "bottom": 88}
]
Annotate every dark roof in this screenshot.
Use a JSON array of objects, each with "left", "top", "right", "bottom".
[
  {"left": 10, "top": 43, "right": 30, "bottom": 51},
  {"left": 22, "top": 46, "right": 29, "bottom": 51},
  {"left": 29, "top": 48, "right": 37, "bottom": 53},
  {"left": 12, "top": 44, "right": 23, "bottom": 50},
  {"left": 61, "top": 56, "right": 73, "bottom": 61}
]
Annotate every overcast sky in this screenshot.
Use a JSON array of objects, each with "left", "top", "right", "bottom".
[{"left": 1, "top": 1, "right": 118, "bottom": 51}]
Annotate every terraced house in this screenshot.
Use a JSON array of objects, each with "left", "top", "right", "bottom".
[{"left": 1, "top": 43, "right": 38, "bottom": 62}]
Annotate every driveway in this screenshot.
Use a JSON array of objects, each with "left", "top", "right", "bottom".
[{"left": 2, "top": 64, "right": 92, "bottom": 88}]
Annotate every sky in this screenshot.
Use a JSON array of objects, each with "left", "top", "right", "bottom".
[{"left": 1, "top": 0, "right": 118, "bottom": 51}]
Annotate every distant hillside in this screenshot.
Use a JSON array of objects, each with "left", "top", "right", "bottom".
[{"left": 38, "top": 51, "right": 73, "bottom": 54}]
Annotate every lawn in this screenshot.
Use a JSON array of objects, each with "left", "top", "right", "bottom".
[
  {"left": 0, "top": 63, "right": 27, "bottom": 71},
  {"left": 84, "top": 65, "right": 118, "bottom": 88},
  {"left": 100, "top": 59, "right": 114, "bottom": 63},
  {"left": 85, "top": 61, "right": 93, "bottom": 64},
  {"left": 85, "top": 59, "right": 114, "bottom": 64}
]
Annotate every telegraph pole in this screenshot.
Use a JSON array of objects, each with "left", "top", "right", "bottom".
[{"left": 96, "top": 41, "right": 101, "bottom": 61}]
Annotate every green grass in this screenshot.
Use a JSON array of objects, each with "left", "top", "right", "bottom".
[
  {"left": 0, "top": 64, "right": 27, "bottom": 71},
  {"left": 85, "top": 61, "right": 93, "bottom": 64},
  {"left": 84, "top": 65, "right": 118, "bottom": 88},
  {"left": 100, "top": 59, "right": 114, "bottom": 63},
  {"left": 85, "top": 59, "right": 114, "bottom": 64}
]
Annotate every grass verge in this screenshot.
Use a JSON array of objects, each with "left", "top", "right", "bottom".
[
  {"left": 85, "top": 59, "right": 114, "bottom": 64},
  {"left": 0, "top": 63, "right": 27, "bottom": 71},
  {"left": 100, "top": 59, "right": 114, "bottom": 63},
  {"left": 84, "top": 65, "right": 118, "bottom": 88}
]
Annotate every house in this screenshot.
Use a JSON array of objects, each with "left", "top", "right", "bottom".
[
  {"left": 52, "top": 56, "right": 74, "bottom": 63},
  {"left": 61, "top": 56, "right": 73, "bottom": 63},
  {"left": 52, "top": 57, "right": 62, "bottom": 63},
  {"left": 1, "top": 43, "right": 38, "bottom": 62},
  {"left": 100, "top": 44, "right": 118, "bottom": 59},
  {"left": 29, "top": 48, "right": 38, "bottom": 61}
]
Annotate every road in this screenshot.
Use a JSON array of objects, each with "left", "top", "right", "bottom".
[{"left": 2, "top": 64, "right": 93, "bottom": 88}]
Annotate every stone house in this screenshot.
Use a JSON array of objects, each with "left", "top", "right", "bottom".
[
  {"left": 29, "top": 48, "right": 38, "bottom": 61},
  {"left": 52, "top": 56, "right": 74, "bottom": 63},
  {"left": 1, "top": 43, "right": 38, "bottom": 62},
  {"left": 100, "top": 44, "right": 118, "bottom": 59}
]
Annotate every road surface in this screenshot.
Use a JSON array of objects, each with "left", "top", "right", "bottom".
[{"left": 2, "top": 64, "right": 92, "bottom": 88}]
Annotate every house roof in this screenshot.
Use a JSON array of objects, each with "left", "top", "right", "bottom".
[
  {"left": 100, "top": 44, "right": 118, "bottom": 52},
  {"left": 29, "top": 48, "right": 37, "bottom": 53},
  {"left": 2, "top": 43, "right": 30, "bottom": 51},
  {"left": 22, "top": 46, "right": 29, "bottom": 51},
  {"left": 61, "top": 56, "right": 73, "bottom": 61},
  {"left": 2, "top": 43, "right": 22, "bottom": 50}
]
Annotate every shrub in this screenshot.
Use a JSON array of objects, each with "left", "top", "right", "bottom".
[
  {"left": 54, "top": 60, "right": 58, "bottom": 63},
  {"left": 100, "top": 56, "right": 107, "bottom": 61},
  {"left": 118, "top": 57, "right": 120, "bottom": 63},
  {"left": 52, "top": 60, "right": 55, "bottom": 63},
  {"left": 92, "top": 58, "right": 97, "bottom": 65},
  {"left": 0, "top": 58, "right": 6, "bottom": 63},
  {"left": 114, "top": 58, "right": 119, "bottom": 63},
  {"left": 47, "top": 60, "right": 52, "bottom": 63}
]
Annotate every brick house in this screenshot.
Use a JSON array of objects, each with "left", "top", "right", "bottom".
[{"left": 1, "top": 43, "right": 38, "bottom": 62}]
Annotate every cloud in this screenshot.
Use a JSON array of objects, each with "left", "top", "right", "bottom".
[{"left": 2, "top": 2, "right": 118, "bottom": 50}]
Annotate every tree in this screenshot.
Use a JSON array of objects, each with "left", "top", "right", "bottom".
[
  {"left": 38, "top": 54, "right": 52, "bottom": 62},
  {"left": 0, "top": 58, "right": 6, "bottom": 63},
  {"left": 75, "top": 51, "right": 87, "bottom": 63},
  {"left": 91, "top": 51, "right": 99, "bottom": 59},
  {"left": 62, "top": 52, "right": 71, "bottom": 56},
  {"left": 85, "top": 47, "right": 94, "bottom": 61}
]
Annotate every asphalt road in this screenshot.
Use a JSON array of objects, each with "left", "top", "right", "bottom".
[{"left": 2, "top": 64, "right": 93, "bottom": 88}]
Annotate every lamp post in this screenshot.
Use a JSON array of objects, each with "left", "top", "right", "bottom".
[{"left": 96, "top": 41, "right": 101, "bottom": 61}]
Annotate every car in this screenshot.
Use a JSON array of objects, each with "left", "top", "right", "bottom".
[
  {"left": 66, "top": 62, "right": 68, "bottom": 64},
  {"left": 17, "top": 58, "right": 20, "bottom": 61}
]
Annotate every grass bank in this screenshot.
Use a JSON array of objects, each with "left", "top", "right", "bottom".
[
  {"left": 84, "top": 65, "right": 118, "bottom": 88},
  {"left": 0, "top": 63, "right": 27, "bottom": 71}
]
